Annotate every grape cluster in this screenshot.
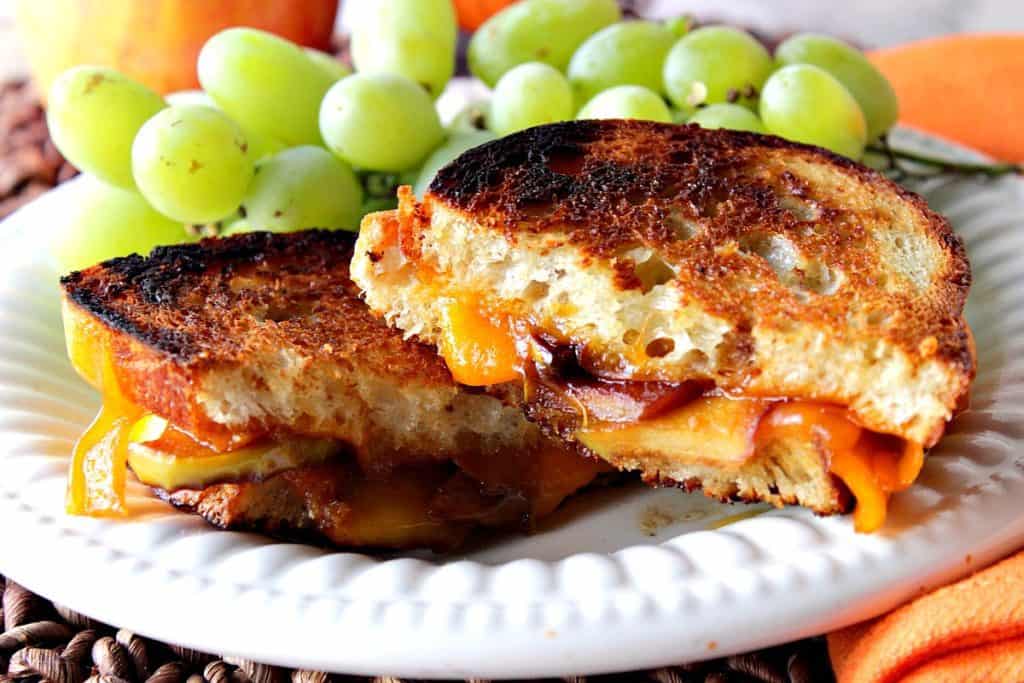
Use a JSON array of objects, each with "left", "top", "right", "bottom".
[
  {"left": 467, "top": 4, "right": 895, "bottom": 160},
  {"left": 45, "top": 0, "right": 899, "bottom": 273}
]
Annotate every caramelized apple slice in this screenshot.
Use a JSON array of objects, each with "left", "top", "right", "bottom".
[
  {"left": 578, "top": 397, "right": 771, "bottom": 467},
  {"left": 127, "top": 433, "right": 341, "bottom": 491}
]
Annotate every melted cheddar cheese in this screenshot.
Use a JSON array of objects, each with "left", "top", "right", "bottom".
[
  {"left": 437, "top": 298, "right": 520, "bottom": 386},
  {"left": 582, "top": 398, "right": 924, "bottom": 533},
  {"left": 757, "top": 403, "right": 924, "bottom": 532},
  {"left": 429, "top": 299, "right": 926, "bottom": 533},
  {"left": 65, "top": 320, "right": 143, "bottom": 516}
]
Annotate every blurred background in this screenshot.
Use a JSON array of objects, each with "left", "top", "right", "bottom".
[
  {"left": 2, "top": 0, "right": 1023, "bottom": 219},
  {"left": 3, "top": 0, "right": 1024, "bottom": 81},
  {"left": 632, "top": 0, "right": 1024, "bottom": 46}
]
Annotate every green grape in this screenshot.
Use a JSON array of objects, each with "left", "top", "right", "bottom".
[
  {"left": 131, "top": 104, "right": 255, "bottom": 223},
  {"left": 577, "top": 85, "right": 672, "bottom": 122},
  {"left": 320, "top": 73, "right": 444, "bottom": 172},
  {"left": 760, "top": 64, "right": 867, "bottom": 159},
  {"left": 688, "top": 103, "right": 766, "bottom": 133},
  {"left": 350, "top": 0, "right": 456, "bottom": 98},
  {"left": 775, "top": 33, "right": 898, "bottom": 140},
  {"left": 50, "top": 177, "right": 190, "bottom": 273},
  {"left": 490, "top": 62, "right": 574, "bottom": 137},
  {"left": 414, "top": 130, "right": 496, "bottom": 197},
  {"left": 241, "top": 146, "right": 363, "bottom": 233},
  {"left": 360, "top": 170, "right": 418, "bottom": 201},
  {"left": 568, "top": 21, "right": 676, "bottom": 107},
  {"left": 468, "top": 0, "right": 620, "bottom": 87},
  {"left": 860, "top": 148, "right": 892, "bottom": 172},
  {"left": 46, "top": 66, "right": 165, "bottom": 190},
  {"left": 198, "top": 28, "right": 337, "bottom": 146},
  {"left": 200, "top": 209, "right": 243, "bottom": 236},
  {"left": 663, "top": 26, "right": 774, "bottom": 112},
  {"left": 304, "top": 48, "right": 352, "bottom": 83},
  {"left": 164, "top": 89, "right": 284, "bottom": 161},
  {"left": 246, "top": 134, "right": 288, "bottom": 163}
]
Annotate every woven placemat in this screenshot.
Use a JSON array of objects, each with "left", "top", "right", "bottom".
[{"left": 0, "top": 80, "right": 836, "bottom": 682}]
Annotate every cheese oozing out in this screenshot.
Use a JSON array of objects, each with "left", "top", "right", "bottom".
[
  {"left": 432, "top": 297, "right": 925, "bottom": 533},
  {"left": 63, "top": 308, "right": 605, "bottom": 526},
  {"left": 65, "top": 318, "right": 143, "bottom": 516},
  {"left": 62, "top": 317, "right": 345, "bottom": 514},
  {"left": 438, "top": 298, "right": 520, "bottom": 386}
]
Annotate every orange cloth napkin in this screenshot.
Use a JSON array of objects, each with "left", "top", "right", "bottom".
[
  {"left": 868, "top": 34, "right": 1024, "bottom": 162},
  {"left": 830, "top": 34, "right": 1024, "bottom": 682},
  {"left": 829, "top": 553, "right": 1024, "bottom": 682}
]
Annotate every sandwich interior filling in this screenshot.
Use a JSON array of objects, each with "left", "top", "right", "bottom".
[
  {"left": 375, "top": 210, "right": 924, "bottom": 533},
  {"left": 438, "top": 297, "right": 922, "bottom": 532},
  {"left": 64, "top": 322, "right": 605, "bottom": 548}
]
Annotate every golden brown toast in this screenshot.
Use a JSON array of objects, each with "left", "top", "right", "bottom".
[
  {"left": 61, "top": 230, "right": 540, "bottom": 466},
  {"left": 60, "top": 230, "right": 605, "bottom": 550},
  {"left": 352, "top": 120, "right": 975, "bottom": 530}
]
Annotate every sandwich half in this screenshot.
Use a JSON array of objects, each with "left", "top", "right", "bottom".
[
  {"left": 60, "top": 230, "right": 606, "bottom": 550},
  {"left": 352, "top": 120, "right": 975, "bottom": 532}
]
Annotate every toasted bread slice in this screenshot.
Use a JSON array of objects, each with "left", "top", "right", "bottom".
[
  {"left": 352, "top": 121, "right": 974, "bottom": 527},
  {"left": 352, "top": 121, "right": 973, "bottom": 446},
  {"left": 60, "top": 230, "right": 605, "bottom": 549},
  {"left": 62, "top": 230, "right": 546, "bottom": 468}
]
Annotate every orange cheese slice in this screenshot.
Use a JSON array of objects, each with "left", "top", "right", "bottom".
[{"left": 437, "top": 298, "right": 520, "bottom": 386}]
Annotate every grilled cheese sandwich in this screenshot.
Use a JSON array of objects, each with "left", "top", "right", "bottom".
[
  {"left": 352, "top": 120, "right": 974, "bottom": 531},
  {"left": 61, "top": 230, "right": 606, "bottom": 550}
]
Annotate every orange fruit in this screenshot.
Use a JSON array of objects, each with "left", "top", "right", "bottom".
[{"left": 869, "top": 34, "right": 1024, "bottom": 161}]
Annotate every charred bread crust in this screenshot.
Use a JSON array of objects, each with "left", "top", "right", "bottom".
[
  {"left": 60, "top": 230, "right": 471, "bottom": 443},
  {"left": 61, "top": 230, "right": 455, "bottom": 387},
  {"left": 353, "top": 121, "right": 975, "bottom": 445},
  {"left": 427, "top": 120, "right": 972, "bottom": 378}
]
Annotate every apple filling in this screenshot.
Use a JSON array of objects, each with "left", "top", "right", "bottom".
[
  {"left": 432, "top": 296, "right": 924, "bottom": 532},
  {"left": 63, "top": 325, "right": 605, "bottom": 532}
]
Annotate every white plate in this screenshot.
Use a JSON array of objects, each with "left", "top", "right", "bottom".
[{"left": 1, "top": 130, "right": 1023, "bottom": 679}]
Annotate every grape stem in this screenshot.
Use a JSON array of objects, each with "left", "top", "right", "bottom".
[{"left": 870, "top": 134, "right": 1023, "bottom": 180}]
